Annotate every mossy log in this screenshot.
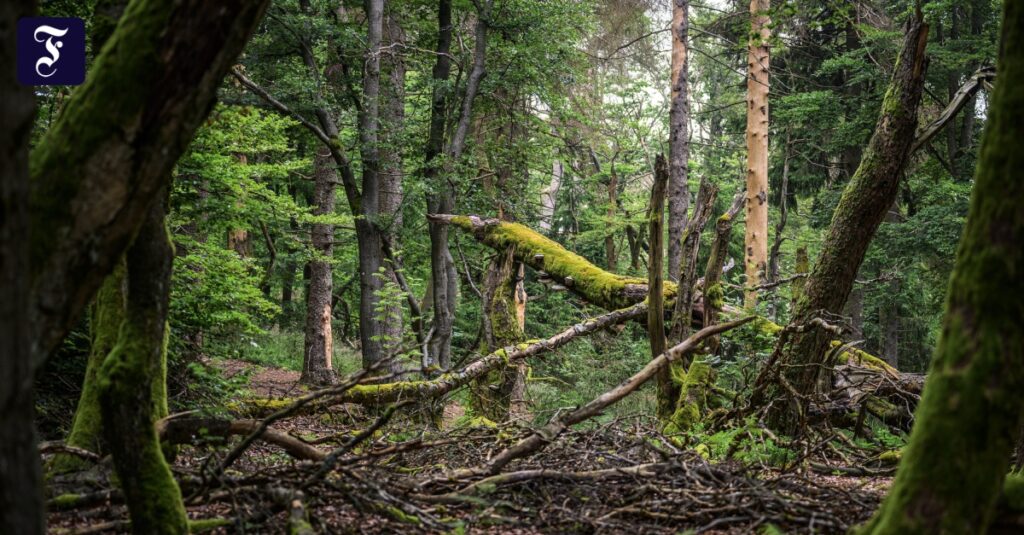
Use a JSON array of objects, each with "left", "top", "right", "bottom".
[
  {"left": 428, "top": 214, "right": 676, "bottom": 310},
  {"left": 429, "top": 213, "right": 897, "bottom": 376},
  {"left": 234, "top": 303, "right": 648, "bottom": 415}
]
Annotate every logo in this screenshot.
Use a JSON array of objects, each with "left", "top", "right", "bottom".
[{"left": 17, "top": 17, "right": 86, "bottom": 86}]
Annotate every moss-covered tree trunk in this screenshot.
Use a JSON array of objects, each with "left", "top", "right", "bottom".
[
  {"left": 858, "top": 2, "right": 1024, "bottom": 531},
  {"left": 99, "top": 198, "right": 188, "bottom": 535},
  {"left": 755, "top": 15, "right": 929, "bottom": 433},
  {"left": 50, "top": 261, "right": 125, "bottom": 474},
  {"left": 474, "top": 246, "right": 529, "bottom": 421}
]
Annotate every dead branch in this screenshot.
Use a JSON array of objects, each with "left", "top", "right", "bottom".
[
  {"left": 421, "top": 316, "right": 755, "bottom": 486},
  {"left": 157, "top": 417, "right": 328, "bottom": 462}
]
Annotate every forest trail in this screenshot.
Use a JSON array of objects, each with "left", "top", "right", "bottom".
[{"left": 218, "top": 359, "right": 304, "bottom": 398}]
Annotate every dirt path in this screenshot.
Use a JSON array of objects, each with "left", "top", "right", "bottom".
[{"left": 217, "top": 358, "right": 305, "bottom": 397}]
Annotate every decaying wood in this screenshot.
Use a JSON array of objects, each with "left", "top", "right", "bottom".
[
  {"left": 235, "top": 303, "right": 648, "bottom": 414},
  {"left": 157, "top": 417, "right": 327, "bottom": 462},
  {"left": 648, "top": 155, "right": 671, "bottom": 418},
  {"left": 422, "top": 316, "right": 755, "bottom": 485}
]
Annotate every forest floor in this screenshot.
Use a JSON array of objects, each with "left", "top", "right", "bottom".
[{"left": 45, "top": 359, "right": 897, "bottom": 534}]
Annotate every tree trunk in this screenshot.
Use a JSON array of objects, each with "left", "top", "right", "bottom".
[
  {"left": 859, "top": 3, "right": 1024, "bottom": 530},
  {"left": 302, "top": 146, "right": 337, "bottom": 385},
  {"left": 605, "top": 165, "right": 619, "bottom": 271},
  {"left": 0, "top": 1, "right": 41, "bottom": 530},
  {"left": 50, "top": 260, "right": 126, "bottom": 474},
  {"left": 380, "top": 9, "right": 406, "bottom": 363},
  {"left": 744, "top": 0, "right": 771, "bottom": 307},
  {"left": 538, "top": 160, "right": 563, "bottom": 234},
  {"left": 356, "top": 0, "right": 390, "bottom": 372},
  {"left": 702, "top": 194, "right": 746, "bottom": 354},
  {"left": 3, "top": 0, "right": 269, "bottom": 531},
  {"left": 423, "top": 0, "right": 456, "bottom": 369},
  {"left": 649, "top": 156, "right": 672, "bottom": 419},
  {"left": 756, "top": 16, "right": 929, "bottom": 433},
  {"left": 28, "top": 0, "right": 271, "bottom": 368},
  {"left": 98, "top": 199, "right": 188, "bottom": 535},
  {"left": 670, "top": 178, "right": 718, "bottom": 343},
  {"left": 667, "top": 0, "right": 691, "bottom": 283},
  {"left": 425, "top": 0, "right": 492, "bottom": 369},
  {"left": 475, "top": 247, "right": 529, "bottom": 421},
  {"left": 880, "top": 282, "right": 900, "bottom": 369}
]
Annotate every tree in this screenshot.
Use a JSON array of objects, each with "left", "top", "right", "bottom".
[
  {"left": 744, "top": 0, "right": 771, "bottom": 307},
  {"left": 98, "top": 196, "right": 188, "bottom": 535},
  {"left": 754, "top": 12, "right": 930, "bottom": 433},
  {"left": 667, "top": 0, "right": 691, "bottom": 283},
  {"left": 859, "top": 0, "right": 1024, "bottom": 531},
  {"left": 0, "top": 0, "right": 270, "bottom": 530},
  {"left": 303, "top": 146, "right": 338, "bottom": 384}
]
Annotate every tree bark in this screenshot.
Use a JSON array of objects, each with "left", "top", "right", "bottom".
[
  {"left": 424, "top": 0, "right": 493, "bottom": 369},
  {"left": 379, "top": 10, "right": 406, "bottom": 363},
  {"left": 670, "top": 178, "right": 718, "bottom": 343},
  {"left": 756, "top": 15, "right": 929, "bottom": 433},
  {"left": 354, "top": 0, "right": 388, "bottom": 373},
  {"left": 51, "top": 260, "right": 126, "bottom": 474},
  {"left": 702, "top": 193, "right": 746, "bottom": 354},
  {"left": 2, "top": 0, "right": 269, "bottom": 531},
  {"left": 98, "top": 198, "right": 188, "bottom": 535},
  {"left": 423, "top": 0, "right": 456, "bottom": 369},
  {"left": 0, "top": 1, "right": 40, "bottom": 531},
  {"left": 475, "top": 246, "right": 529, "bottom": 420},
  {"left": 302, "top": 146, "right": 337, "bottom": 385},
  {"left": 859, "top": 2, "right": 1024, "bottom": 530},
  {"left": 649, "top": 156, "right": 672, "bottom": 419},
  {"left": 538, "top": 160, "right": 563, "bottom": 234},
  {"left": 668, "top": 0, "right": 691, "bottom": 283},
  {"left": 28, "top": 0, "right": 271, "bottom": 368},
  {"left": 743, "top": 0, "right": 771, "bottom": 307}
]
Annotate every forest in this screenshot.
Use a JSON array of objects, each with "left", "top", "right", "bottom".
[{"left": 1, "top": 0, "right": 1022, "bottom": 532}]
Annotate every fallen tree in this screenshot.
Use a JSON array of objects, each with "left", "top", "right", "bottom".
[
  {"left": 418, "top": 316, "right": 756, "bottom": 487},
  {"left": 233, "top": 302, "right": 648, "bottom": 415},
  {"left": 428, "top": 213, "right": 898, "bottom": 376}
]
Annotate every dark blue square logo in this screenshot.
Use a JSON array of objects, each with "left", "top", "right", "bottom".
[{"left": 17, "top": 17, "right": 86, "bottom": 86}]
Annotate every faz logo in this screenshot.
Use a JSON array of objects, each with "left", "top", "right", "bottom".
[{"left": 17, "top": 17, "right": 86, "bottom": 86}]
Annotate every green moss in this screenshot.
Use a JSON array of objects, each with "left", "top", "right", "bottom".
[
  {"left": 705, "top": 283, "right": 725, "bottom": 310},
  {"left": 29, "top": 0, "right": 180, "bottom": 270},
  {"left": 833, "top": 341, "right": 899, "bottom": 375},
  {"left": 99, "top": 317, "right": 188, "bottom": 534},
  {"left": 664, "top": 359, "right": 717, "bottom": 434},
  {"left": 50, "top": 263, "right": 126, "bottom": 475},
  {"left": 1003, "top": 473, "right": 1024, "bottom": 511},
  {"left": 754, "top": 317, "right": 784, "bottom": 335},
  {"left": 49, "top": 493, "right": 85, "bottom": 510},
  {"left": 452, "top": 218, "right": 677, "bottom": 308},
  {"left": 190, "top": 518, "right": 233, "bottom": 532},
  {"left": 382, "top": 505, "right": 421, "bottom": 524},
  {"left": 878, "top": 449, "right": 902, "bottom": 465}
]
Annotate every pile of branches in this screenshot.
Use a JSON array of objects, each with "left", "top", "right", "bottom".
[{"left": 46, "top": 411, "right": 889, "bottom": 534}]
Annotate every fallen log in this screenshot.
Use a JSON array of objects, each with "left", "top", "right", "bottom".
[
  {"left": 157, "top": 417, "right": 327, "bottom": 462},
  {"left": 432, "top": 213, "right": 898, "bottom": 377},
  {"left": 232, "top": 302, "right": 648, "bottom": 415},
  {"left": 419, "top": 316, "right": 755, "bottom": 487}
]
